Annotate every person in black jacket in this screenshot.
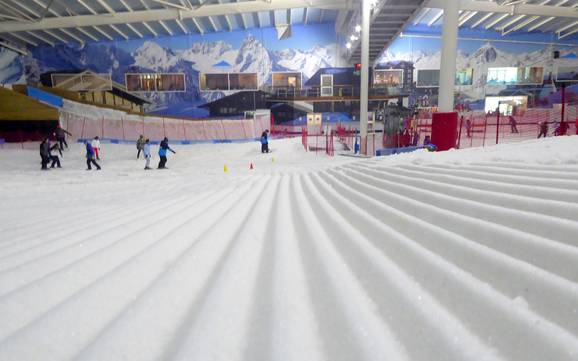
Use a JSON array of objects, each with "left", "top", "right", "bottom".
[
  {"left": 54, "top": 124, "right": 72, "bottom": 150},
  {"left": 158, "top": 137, "right": 176, "bottom": 169},
  {"left": 260, "top": 130, "right": 269, "bottom": 153},
  {"left": 39, "top": 137, "right": 61, "bottom": 170}
]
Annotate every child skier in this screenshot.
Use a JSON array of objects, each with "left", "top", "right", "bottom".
[
  {"left": 260, "top": 129, "right": 269, "bottom": 153},
  {"left": 86, "top": 141, "right": 101, "bottom": 170},
  {"left": 144, "top": 139, "right": 152, "bottom": 170},
  {"left": 91, "top": 136, "right": 101, "bottom": 160},
  {"left": 158, "top": 137, "right": 176, "bottom": 169}
]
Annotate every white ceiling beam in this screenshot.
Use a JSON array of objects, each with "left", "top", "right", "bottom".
[
  {"left": 0, "top": 0, "right": 35, "bottom": 21},
  {"left": 207, "top": 16, "right": 218, "bottom": 31},
  {"left": 191, "top": 17, "right": 204, "bottom": 34},
  {"left": 485, "top": 13, "right": 509, "bottom": 29},
  {"left": 427, "top": 9, "right": 443, "bottom": 26},
  {"left": 78, "top": 0, "right": 99, "bottom": 15},
  {"left": 110, "top": 24, "right": 129, "bottom": 39},
  {"left": 557, "top": 19, "right": 578, "bottom": 33},
  {"left": 319, "top": 9, "right": 324, "bottom": 23},
  {"left": 27, "top": 31, "right": 55, "bottom": 46},
  {"left": 287, "top": 8, "right": 292, "bottom": 25},
  {"left": 44, "top": 29, "right": 68, "bottom": 43},
  {"left": 559, "top": 25, "right": 578, "bottom": 39},
  {"left": 412, "top": 8, "right": 430, "bottom": 25},
  {"left": 95, "top": 0, "right": 117, "bottom": 14},
  {"left": 175, "top": 18, "right": 189, "bottom": 33},
  {"left": 0, "top": 0, "right": 347, "bottom": 33},
  {"left": 93, "top": 26, "right": 114, "bottom": 40},
  {"left": 6, "top": 0, "right": 40, "bottom": 18},
  {"left": 126, "top": 23, "right": 144, "bottom": 37},
  {"left": 0, "top": 39, "right": 27, "bottom": 55},
  {"left": 426, "top": 0, "right": 578, "bottom": 18},
  {"left": 239, "top": 13, "right": 246, "bottom": 29},
  {"left": 458, "top": 11, "right": 477, "bottom": 26},
  {"left": 142, "top": 22, "right": 159, "bottom": 37},
  {"left": 159, "top": 20, "right": 174, "bottom": 35},
  {"left": 470, "top": 12, "right": 493, "bottom": 28},
  {"left": 303, "top": 7, "right": 308, "bottom": 24},
  {"left": 335, "top": 10, "right": 348, "bottom": 32},
  {"left": 152, "top": 0, "right": 190, "bottom": 11},
  {"left": 76, "top": 27, "right": 99, "bottom": 41},
  {"left": 9, "top": 32, "right": 38, "bottom": 46},
  {"left": 60, "top": 28, "right": 86, "bottom": 43},
  {"left": 498, "top": 0, "right": 551, "bottom": 31}
]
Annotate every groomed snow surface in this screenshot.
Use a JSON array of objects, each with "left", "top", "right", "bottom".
[{"left": 1, "top": 137, "right": 578, "bottom": 361}]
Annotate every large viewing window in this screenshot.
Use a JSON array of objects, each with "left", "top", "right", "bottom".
[
  {"left": 486, "top": 67, "right": 543, "bottom": 85},
  {"left": 416, "top": 69, "right": 440, "bottom": 88},
  {"left": 126, "top": 73, "right": 186, "bottom": 92},
  {"left": 200, "top": 73, "right": 229, "bottom": 91},
  {"left": 456, "top": 68, "right": 473, "bottom": 86},
  {"left": 416, "top": 69, "right": 474, "bottom": 87},
  {"left": 200, "top": 72, "right": 258, "bottom": 90},
  {"left": 556, "top": 66, "right": 578, "bottom": 82},
  {"left": 373, "top": 69, "right": 403, "bottom": 87},
  {"left": 485, "top": 95, "right": 528, "bottom": 115},
  {"left": 272, "top": 72, "right": 302, "bottom": 88},
  {"left": 229, "top": 73, "right": 258, "bottom": 90}
]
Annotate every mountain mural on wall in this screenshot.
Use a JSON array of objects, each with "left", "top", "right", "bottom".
[
  {"left": 377, "top": 42, "right": 558, "bottom": 104},
  {"left": 24, "top": 24, "right": 344, "bottom": 118},
  {"left": 0, "top": 47, "right": 25, "bottom": 85}
]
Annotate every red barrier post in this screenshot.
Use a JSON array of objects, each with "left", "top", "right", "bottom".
[
  {"left": 457, "top": 115, "right": 463, "bottom": 149},
  {"left": 482, "top": 114, "right": 488, "bottom": 147},
  {"left": 496, "top": 109, "right": 500, "bottom": 145}
]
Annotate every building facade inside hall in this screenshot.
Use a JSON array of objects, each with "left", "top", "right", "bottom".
[{"left": 2, "top": 14, "right": 578, "bottom": 129}]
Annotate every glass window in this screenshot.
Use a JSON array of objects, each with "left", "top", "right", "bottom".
[
  {"left": 416, "top": 69, "right": 440, "bottom": 87},
  {"left": 487, "top": 67, "right": 543, "bottom": 85},
  {"left": 200, "top": 73, "right": 229, "bottom": 90},
  {"left": 374, "top": 69, "right": 403, "bottom": 87},
  {"left": 272, "top": 72, "right": 302, "bottom": 88},
  {"left": 556, "top": 66, "right": 578, "bottom": 82},
  {"left": 229, "top": 73, "right": 258, "bottom": 90},
  {"left": 455, "top": 68, "right": 474, "bottom": 86}
]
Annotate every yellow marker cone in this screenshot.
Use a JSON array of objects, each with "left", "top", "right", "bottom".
[
  {"left": 272, "top": 157, "right": 276, "bottom": 163},
  {"left": 224, "top": 164, "right": 228, "bottom": 173}
]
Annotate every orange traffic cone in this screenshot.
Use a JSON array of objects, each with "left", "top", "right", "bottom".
[{"left": 250, "top": 163, "right": 254, "bottom": 170}]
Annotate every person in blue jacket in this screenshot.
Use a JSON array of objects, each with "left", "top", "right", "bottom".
[
  {"left": 260, "top": 129, "right": 269, "bottom": 153},
  {"left": 86, "top": 140, "right": 101, "bottom": 170},
  {"left": 144, "top": 139, "right": 152, "bottom": 170},
  {"left": 158, "top": 137, "right": 176, "bottom": 169}
]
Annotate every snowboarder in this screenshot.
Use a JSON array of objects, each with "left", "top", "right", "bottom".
[
  {"left": 86, "top": 141, "right": 101, "bottom": 170},
  {"left": 54, "top": 124, "right": 72, "bottom": 150},
  {"left": 509, "top": 116, "right": 519, "bottom": 133},
  {"left": 144, "top": 138, "right": 152, "bottom": 170},
  {"left": 260, "top": 130, "right": 269, "bottom": 153},
  {"left": 538, "top": 120, "right": 548, "bottom": 138},
  {"left": 91, "top": 136, "right": 101, "bottom": 160},
  {"left": 158, "top": 137, "right": 176, "bottom": 169},
  {"left": 136, "top": 135, "right": 145, "bottom": 159}
]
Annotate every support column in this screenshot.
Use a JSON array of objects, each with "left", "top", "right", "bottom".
[
  {"left": 359, "top": 0, "right": 370, "bottom": 154},
  {"left": 438, "top": 0, "right": 459, "bottom": 112}
]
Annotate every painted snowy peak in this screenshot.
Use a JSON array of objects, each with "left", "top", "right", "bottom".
[
  {"left": 0, "top": 47, "right": 24, "bottom": 84},
  {"left": 133, "top": 41, "right": 180, "bottom": 71},
  {"left": 129, "top": 35, "right": 338, "bottom": 82},
  {"left": 378, "top": 43, "right": 550, "bottom": 70}
]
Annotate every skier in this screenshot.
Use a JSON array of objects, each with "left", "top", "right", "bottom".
[
  {"left": 91, "top": 136, "right": 101, "bottom": 160},
  {"left": 537, "top": 120, "right": 548, "bottom": 138},
  {"left": 260, "top": 129, "right": 269, "bottom": 153},
  {"left": 509, "top": 115, "right": 519, "bottom": 133},
  {"left": 136, "top": 135, "right": 145, "bottom": 159},
  {"left": 54, "top": 124, "right": 72, "bottom": 150},
  {"left": 144, "top": 138, "right": 152, "bottom": 170},
  {"left": 39, "top": 137, "right": 50, "bottom": 170},
  {"left": 40, "top": 137, "right": 61, "bottom": 170},
  {"left": 158, "top": 137, "right": 176, "bottom": 169},
  {"left": 86, "top": 140, "right": 101, "bottom": 170}
]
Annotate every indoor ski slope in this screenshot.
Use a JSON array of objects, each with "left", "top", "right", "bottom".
[{"left": 0, "top": 137, "right": 578, "bottom": 361}]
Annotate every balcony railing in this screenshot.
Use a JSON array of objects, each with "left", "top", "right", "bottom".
[{"left": 265, "top": 86, "right": 407, "bottom": 99}]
